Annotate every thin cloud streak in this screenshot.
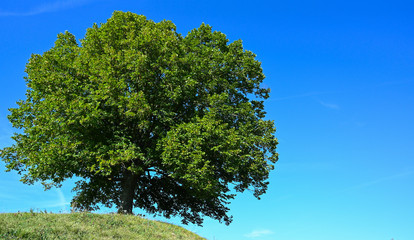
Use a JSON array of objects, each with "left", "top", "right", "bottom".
[
  {"left": 245, "top": 229, "right": 274, "bottom": 238},
  {"left": 57, "top": 189, "right": 67, "bottom": 206},
  {"left": 0, "top": 192, "right": 19, "bottom": 201},
  {"left": 338, "top": 170, "right": 414, "bottom": 193},
  {"left": 267, "top": 79, "right": 413, "bottom": 102},
  {"left": 47, "top": 188, "right": 71, "bottom": 208},
  {"left": 268, "top": 91, "right": 335, "bottom": 101},
  {"left": 374, "top": 79, "right": 413, "bottom": 88},
  {"left": 318, "top": 100, "right": 340, "bottom": 110},
  {"left": 34, "top": 189, "right": 70, "bottom": 209},
  {"left": 0, "top": 0, "right": 93, "bottom": 17}
]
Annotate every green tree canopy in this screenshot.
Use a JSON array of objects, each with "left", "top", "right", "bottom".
[{"left": 0, "top": 11, "right": 278, "bottom": 225}]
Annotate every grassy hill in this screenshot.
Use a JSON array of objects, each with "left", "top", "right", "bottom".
[{"left": 0, "top": 212, "right": 205, "bottom": 240}]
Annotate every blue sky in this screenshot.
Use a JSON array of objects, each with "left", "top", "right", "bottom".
[{"left": 1, "top": 0, "right": 413, "bottom": 239}]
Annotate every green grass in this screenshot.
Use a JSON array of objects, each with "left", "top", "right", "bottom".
[{"left": 0, "top": 212, "right": 205, "bottom": 240}]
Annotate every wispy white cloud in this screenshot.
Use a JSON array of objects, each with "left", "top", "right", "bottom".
[
  {"left": 37, "top": 189, "right": 70, "bottom": 208},
  {"left": 57, "top": 189, "right": 68, "bottom": 206},
  {"left": 245, "top": 229, "right": 274, "bottom": 238},
  {"left": 269, "top": 91, "right": 334, "bottom": 101},
  {"left": 374, "top": 79, "right": 413, "bottom": 88},
  {"left": 0, "top": 192, "right": 19, "bottom": 201},
  {"left": 318, "top": 100, "right": 339, "bottom": 110},
  {"left": 268, "top": 79, "right": 413, "bottom": 103},
  {"left": 0, "top": 0, "right": 93, "bottom": 17},
  {"left": 338, "top": 170, "right": 414, "bottom": 193}
]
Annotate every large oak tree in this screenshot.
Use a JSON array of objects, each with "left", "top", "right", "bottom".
[{"left": 0, "top": 11, "right": 278, "bottom": 225}]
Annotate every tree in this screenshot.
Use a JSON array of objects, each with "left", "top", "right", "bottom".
[{"left": 0, "top": 11, "right": 278, "bottom": 225}]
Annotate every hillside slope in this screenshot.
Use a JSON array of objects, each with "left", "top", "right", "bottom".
[{"left": 0, "top": 212, "right": 205, "bottom": 240}]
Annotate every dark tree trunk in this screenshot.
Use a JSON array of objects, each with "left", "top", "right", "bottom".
[{"left": 118, "top": 170, "right": 138, "bottom": 214}]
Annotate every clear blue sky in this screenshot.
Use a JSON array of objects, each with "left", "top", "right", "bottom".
[{"left": 1, "top": 0, "right": 413, "bottom": 239}]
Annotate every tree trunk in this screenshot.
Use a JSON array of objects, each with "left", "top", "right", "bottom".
[{"left": 118, "top": 170, "right": 138, "bottom": 214}]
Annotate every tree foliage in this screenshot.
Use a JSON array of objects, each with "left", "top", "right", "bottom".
[{"left": 0, "top": 11, "right": 278, "bottom": 225}]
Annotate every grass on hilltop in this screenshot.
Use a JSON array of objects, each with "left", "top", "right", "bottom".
[{"left": 0, "top": 211, "right": 205, "bottom": 240}]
